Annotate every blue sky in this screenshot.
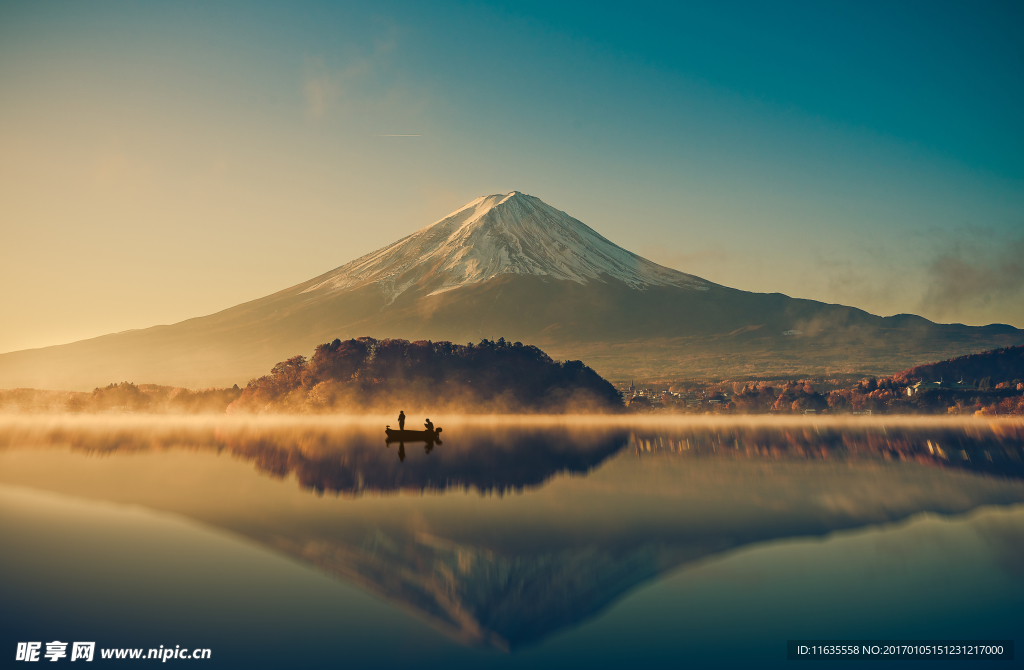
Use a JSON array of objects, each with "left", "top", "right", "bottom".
[{"left": 1, "top": 0, "right": 1022, "bottom": 351}]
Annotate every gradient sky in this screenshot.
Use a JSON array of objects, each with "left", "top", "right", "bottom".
[{"left": 1, "top": 0, "right": 1022, "bottom": 353}]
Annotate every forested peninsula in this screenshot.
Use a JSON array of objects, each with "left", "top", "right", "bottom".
[{"left": 227, "top": 337, "right": 623, "bottom": 414}]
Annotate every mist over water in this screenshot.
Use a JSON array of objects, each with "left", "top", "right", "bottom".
[
  {"left": 1, "top": 415, "right": 1022, "bottom": 667},
  {"left": 2, "top": 415, "right": 1021, "bottom": 490}
]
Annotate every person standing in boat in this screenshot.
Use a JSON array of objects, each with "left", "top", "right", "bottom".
[
  {"left": 424, "top": 418, "right": 434, "bottom": 434},
  {"left": 398, "top": 411, "right": 406, "bottom": 430}
]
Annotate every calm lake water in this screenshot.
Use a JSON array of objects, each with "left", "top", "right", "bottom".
[{"left": 1, "top": 416, "right": 1022, "bottom": 668}]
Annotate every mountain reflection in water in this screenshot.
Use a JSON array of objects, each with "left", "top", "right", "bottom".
[{"left": 1, "top": 417, "right": 1023, "bottom": 651}]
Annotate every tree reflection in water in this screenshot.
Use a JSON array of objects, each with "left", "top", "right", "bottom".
[
  {"left": 220, "top": 425, "right": 631, "bottom": 495},
  {"left": 2, "top": 419, "right": 1022, "bottom": 494},
  {"left": 626, "top": 422, "right": 1024, "bottom": 480}
]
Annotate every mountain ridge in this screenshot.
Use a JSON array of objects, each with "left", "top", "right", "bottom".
[{"left": 1, "top": 191, "right": 1022, "bottom": 390}]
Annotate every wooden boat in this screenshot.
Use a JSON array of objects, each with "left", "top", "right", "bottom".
[{"left": 385, "top": 426, "right": 442, "bottom": 442}]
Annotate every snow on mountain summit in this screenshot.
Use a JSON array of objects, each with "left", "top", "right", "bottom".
[{"left": 303, "top": 191, "right": 710, "bottom": 302}]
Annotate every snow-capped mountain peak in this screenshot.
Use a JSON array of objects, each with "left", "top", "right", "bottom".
[{"left": 303, "top": 191, "right": 709, "bottom": 302}]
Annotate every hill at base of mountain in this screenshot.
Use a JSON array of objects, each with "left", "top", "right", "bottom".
[
  {"left": 1, "top": 191, "right": 1021, "bottom": 391},
  {"left": 809, "top": 346, "right": 1024, "bottom": 416},
  {"left": 227, "top": 336, "right": 623, "bottom": 414},
  {"left": 891, "top": 345, "right": 1024, "bottom": 387}
]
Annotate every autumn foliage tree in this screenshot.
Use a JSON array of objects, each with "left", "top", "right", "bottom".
[
  {"left": 88, "top": 382, "right": 152, "bottom": 412},
  {"left": 764, "top": 381, "right": 827, "bottom": 412},
  {"left": 731, "top": 382, "right": 778, "bottom": 413},
  {"left": 975, "top": 395, "right": 1024, "bottom": 416}
]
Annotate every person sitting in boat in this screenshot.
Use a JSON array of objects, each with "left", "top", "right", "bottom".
[
  {"left": 424, "top": 418, "right": 434, "bottom": 434},
  {"left": 398, "top": 411, "right": 406, "bottom": 430}
]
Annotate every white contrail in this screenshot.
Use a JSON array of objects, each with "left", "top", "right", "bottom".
[{"left": 375, "top": 134, "right": 422, "bottom": 137}]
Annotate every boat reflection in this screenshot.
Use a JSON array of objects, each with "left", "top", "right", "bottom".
[
  {"left": 217, "top": 425, "right": 629, "bottom": 495},
  {"left": 0, "top": 420, "right": 630, "bottom": 496}
]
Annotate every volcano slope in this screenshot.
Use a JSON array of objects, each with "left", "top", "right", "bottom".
[{"left": 1, "top": 191, "right": 1021, "bottom": 390}]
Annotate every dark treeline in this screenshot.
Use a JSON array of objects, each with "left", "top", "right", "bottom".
[
  {"left": 893, "top": 345, "right": 1024, "bottom": 387},
  {"left": 0, "top": 383, "right": 242, "bottom": 414},
  {"left": 6, "top": 344, "right": 1021, "bottom": 417},
  {"left": 635, "top": 346, "right": 1024, "bottom": 416},
  {"left": 72, "top": 383, "right": 242, "bottom": 414},
  {"left": 698, "top": 375, "right": 1022, "bottom": 416},
  {"left": 228, "top": 337, "right": 623, "bottom": 414},
  {"left": 829, "top": 346, "right": 1024, "bottom": 416}
]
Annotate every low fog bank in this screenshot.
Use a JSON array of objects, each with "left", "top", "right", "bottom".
[
  {"left": 1, "top": 412, "right": 1021, "bottom": 438},
  {"left": 0, "top": 383, "right": 241, "bottom": 415},
  {"left": 0, "top": 413, "right": 641, "bottom": 456},
  {"left": 1, "top": 414, "right": 1022, "bottom": 494}
]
